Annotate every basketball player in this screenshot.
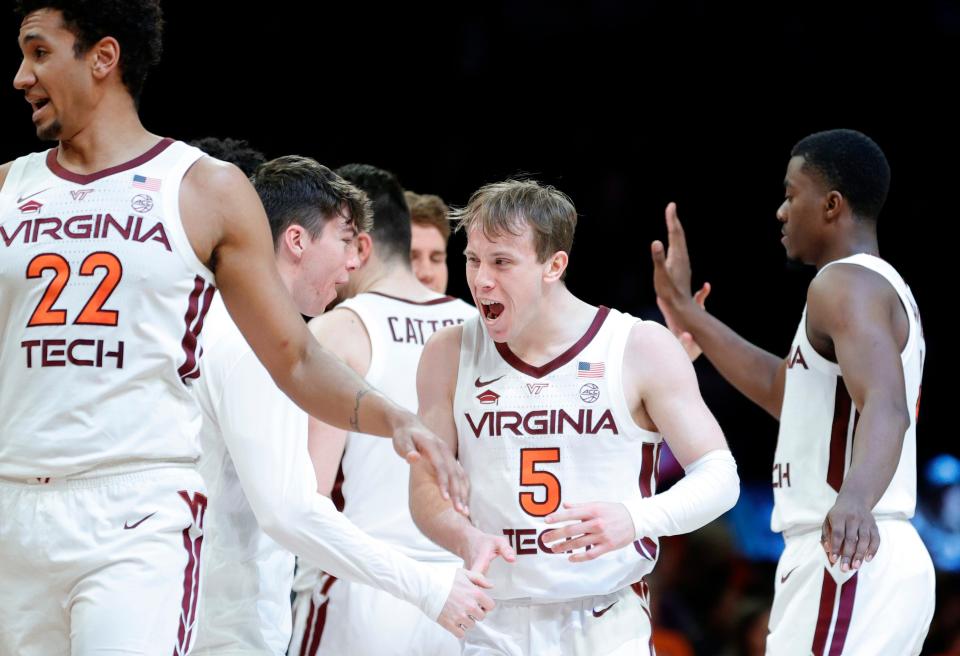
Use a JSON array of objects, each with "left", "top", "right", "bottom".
[
  {"left": 288, "top": 165, "right": 478, "bottom": 656},
  {"left": 193, "top": 157, "right": 492, "bottom": 654},
  {"left": 651, "top": 129, "right": 935, "bottom": 654},
  {"left": 409, "top": 180, "right": 741, "bottom": 655},
  {"left": 407, "top": 190, "right": 451, "bottom": 293},
  {"left": 0, "top": 4, "right": 465, "bottom": 654}
]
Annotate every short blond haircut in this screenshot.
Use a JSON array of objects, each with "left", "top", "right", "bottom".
[
  {"left": 405, "top": 191, "right": 451, "bottom": 242},
  {"left": 452, "top": 179, "right": 576, "bottom": 263}
]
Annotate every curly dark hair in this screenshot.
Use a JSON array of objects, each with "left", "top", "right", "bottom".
[
  {"left": 188, "top": 137, "right": 266, "bottom": 177},
  {"left": 791, "top": 129, "right": 891, "bottom": 222},
  {"left": 14, "top": 0, "right": 163, "bottom": 102}
]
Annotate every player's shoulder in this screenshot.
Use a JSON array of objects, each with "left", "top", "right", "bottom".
[
  {"left": 423, "top": 321, "right": 466, "bottom": 361},
  {"left": 308, "top": 305, "right": 367, "bottom": 343},
  {"left": 807, "top": 259, "right": 899, "bottom": 314},
  {"left": 624, "top": 319, "right": 696, "bottom": 382},
  {"left": 625, "top": 317, "right": 679, "bottom": 350},
  {"left": 181, "top": 154, "right": 249, "bottom": 197},
  {"left": 0, "top": 160, "right": 13, "bottom": 190}
]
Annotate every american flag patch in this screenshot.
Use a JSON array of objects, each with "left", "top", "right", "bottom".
[
  {"left": 132, "top": 174, "right": 161, "bottom": 191},
  {"left": 577, "top": 361, "right": 605, "bottom": 378}
]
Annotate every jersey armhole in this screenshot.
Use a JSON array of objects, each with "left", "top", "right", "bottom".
[
  {"left": 609, "top": 316, "right": 661, "bottom": 440},
  {"left": 164, "top": 147, "right": 216, "bottom": 283}
]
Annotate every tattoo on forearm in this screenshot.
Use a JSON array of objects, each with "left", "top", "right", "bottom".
[{"left": 349, "top": 388, "right": 369, "bottom": 432}]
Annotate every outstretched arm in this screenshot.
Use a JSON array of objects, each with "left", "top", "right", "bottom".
[
  {"left": 652, "top": 202, "right": 787, "bottom": 418},
  {"left": 215, "top": 347, "right": 493, "bottom": 638},
  {"left": 179, "top": 158, "right": 466, "bottom": 509}
]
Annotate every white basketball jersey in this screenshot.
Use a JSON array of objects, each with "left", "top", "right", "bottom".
[
  {"left": 455, "top": 307, "right": 663, "bottom": 602},
  {"left": 194, "top": 295, "right": 298, "bottom": 654},
  {"left": 337, "top": 291, "right": 477, "bottom": 561},
  {"left": 0, "top": 139, "right": 214, "bottom": 479},
  {"left": 772, "top": 254, "right": 924, "bottom": 534}
]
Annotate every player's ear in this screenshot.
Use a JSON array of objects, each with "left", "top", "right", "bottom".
[
  {"left": 543, "top": 251, "right": 568, "bottom": 283},
  {"left": 283, "top": 223, "right": 307, "bottom": 259},
  {"left": 89, "top": 36, "right": 120, "bottom": 81},
  {"left": 824, "top": 190, "right": 844, "bottom": 222},
  {"left": 355, "top": 232, "right": 374, "bottom": 266}
]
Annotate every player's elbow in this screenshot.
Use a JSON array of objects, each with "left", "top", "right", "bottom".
[{"left": 253, "top": 503, "right": 303, "bottom": 544}]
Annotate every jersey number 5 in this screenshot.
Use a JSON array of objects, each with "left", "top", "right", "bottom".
[
  {"left": 519, "top": 448, "right": 561, "bottom": 517},
  {"left": 27, "top": 252, "right": 122, "bottom": 327}
]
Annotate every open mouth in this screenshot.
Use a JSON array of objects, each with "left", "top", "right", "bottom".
[{"left": 480, "top": 300, "right": 504, "bottom": 321}]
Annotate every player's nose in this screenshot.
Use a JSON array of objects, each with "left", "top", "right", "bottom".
[{"left": 13, "top": 58, "right": 35, "bottom": 91}]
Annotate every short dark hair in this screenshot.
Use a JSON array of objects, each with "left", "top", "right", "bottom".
[
  {"left": 189, "top": 137, "right": 265, "bottom": 177},
  {"left": 791, "top": 129, "right": 891, "bottom": 221},
  {"left": 336, "top": 163, "right": 411, "bottom": 262},
  {"left": 15, "top": 0, "right": 163, "bottom": 103},
  {"left": 251, "top": 156, "right": 372, "bottom": 249}
]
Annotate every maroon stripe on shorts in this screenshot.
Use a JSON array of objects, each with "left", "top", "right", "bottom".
[
  {"left": 828, "top": 573, "right": 858, "bottom": 656},
  {"left": 811, "top": 568, "right": 838, "bottom": 656},
  {"left": 173, "top": 491, "right": 207, "bottom": 656},
  {"left": 827, "top": 380, "right": 853, "bottom": 492},
  {"left": 302, "top": 576, "right": 338, "bottom": 656}
]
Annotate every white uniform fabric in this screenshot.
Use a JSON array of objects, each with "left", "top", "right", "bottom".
[
  {"left": 0, "top": 140, "right": 213, "bottom": 656},
  {"left": 455, "top": 307, "right": 663, "bottom": 604},
  {"left": 290, "top": 291, "right": 476, "bottom": 656},
  {"left": 768, "top": 254, "right": 934, "bottom": 654},
  {"left": 0, "top": 139, "right": 214, "bottom": 479},
  {"left": 766, "top": 520, "right": 934, "bottom": 656},
  {"left": 0, "top": 466, "right": 207, "bottom": 656},
  {"left": 772, "top": 253, "right": 924, "bottom": 534},
  {"left": 192, "top": 296, "right": 453, "bottom": 655},
  {"left": 463, "top": 581, "right": 655, "bottom": 656}
]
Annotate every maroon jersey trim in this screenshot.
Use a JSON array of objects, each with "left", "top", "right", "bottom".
[
  {"left": 494, "top": 306, "right": 610, "bottom": 379},
  {"left": 45, "top": 137, "right": 175, "bottom": 184},
  {"left": 828, "top": 379, "right": 857, "bottom": 492},
  {"left": 367, "top": 291, "right": 458, "bottom": 305}
]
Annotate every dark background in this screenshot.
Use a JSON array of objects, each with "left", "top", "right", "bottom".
[{"left": 3, "top": 1, "right": 958, "bottom": 651}]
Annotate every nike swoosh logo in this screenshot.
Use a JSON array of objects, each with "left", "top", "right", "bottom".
[
  {"left": 592, "top": 601, "right": 618, "bottom": 618},
  {"left": 124, "top": 512, "right": 157, "bottom": 530},
  {"left": 17, "top": 188, "right": 50, "bottom": 203},
  {"left": 475, "top": 375, "right": 505, "bottom": 387},
  {"left": 780, "top": 566, "right": 799, "bottom": 584}
]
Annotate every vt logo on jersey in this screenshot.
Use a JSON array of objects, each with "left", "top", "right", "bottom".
[
  {"left": 70, "top": 189, "right": 95, "bottom": 201},
  {"left": 477, "top": 389, "right": 500, "bottom": 405},
  {"left": 526, "top": 383, "right": 549, "bottom": 395}
]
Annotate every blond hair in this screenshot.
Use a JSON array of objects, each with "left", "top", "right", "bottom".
[{"left": 452, "top": 179, "right": 576, "bottom": 262}]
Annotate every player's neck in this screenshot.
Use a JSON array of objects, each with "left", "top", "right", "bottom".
[
  {"left": 506, "top": 287, "right": 596, "bottom": 364},
  {"left": 814, "top": 230, "right": 880, "bottom": 270},
  {"left": 362, "top": 259, "right": 440, "bottom": 302},
  {"left": 56, "top": 97, "right": 159, "bottom": 175}
]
